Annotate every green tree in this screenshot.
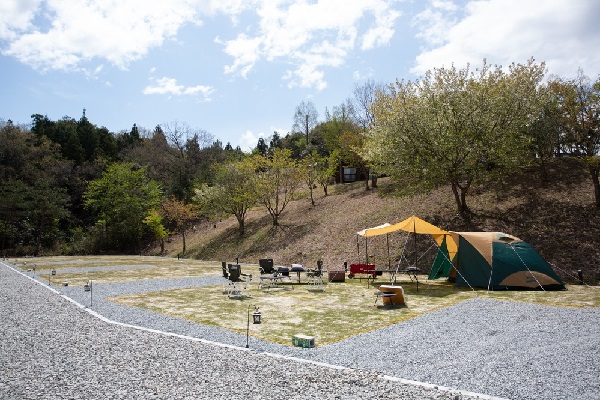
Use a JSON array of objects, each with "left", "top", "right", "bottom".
[
  {"left": 160, "top": 121, "right": 217, "bottom": 202},
  {"left": 77, "top": 109, "right": 98, "bottom": 161},
  {"left": 252, "top": 148, "right": 300, "bottom": 226},
  {"left": 194, "top": 159, "right": 257, "bottom": 235},
  {"left": 300, "top": 150, "right": 339, "bottom": 204},
  {"left": 254, "top": 137, "right": 269, "bottom": 156},
  {"left": 269, "top": 132, "right": 283, "bottom": 153},
  {"left": 0, "top": 121, "right": 73, "bottom": 254},
  {"left": 339, "top": 129, "right": 371, "bottom": 190},
  {"left": 143, "top": 210, "right": 169, "bottom": 254},
  {"left": 317, "top": 149, "right": 340, "bottom": 196},
  {"left": 23, "top": 181, "right": 70, "bottom": 254},
  {"left": 548, "top": 71, "right": 600, "bottom": 207},
  {"left": 160, "top": 197, "right": 196, "bottom": 256},
  {"left": 84, "top": 163, "right": 162, "bottom": 252},
  {"left": 300, "top": 151, "right": 320, "bottom": 206},
  {"left": 524, "top": 90, "right": 563, "bottom": 182},
  {"left": 366, "top": 59, "right": 546, "bottom": 215}
]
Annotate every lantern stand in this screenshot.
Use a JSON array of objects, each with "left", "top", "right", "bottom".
[
  {"left": 246, "top": 305, "right": 261, "bottom": 348},
  {"left": 49, "top": 268, "right": 56, "bottom": 285},
  {"left": 84, "top": 280, "right": 93, "bottom": 307}
]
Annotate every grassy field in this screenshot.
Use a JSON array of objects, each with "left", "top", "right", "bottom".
[{"left": 13, "top": 256, "right": 600, "bottom": 347}]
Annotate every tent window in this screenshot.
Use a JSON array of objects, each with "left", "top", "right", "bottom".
[{"left": 497, "top": 235, "right": 516, "bottom": 243}]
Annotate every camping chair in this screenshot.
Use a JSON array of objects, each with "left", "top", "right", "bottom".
[
  {"left": 306, "top": 260, "right": 325, "bottom": 291},
  {"left": 226, "top": 263, "right": 251, "bottom": 298},
  {"left": 259, "top": 258, "right": 275, "bottom": 274},
  {"left": 221, "top": 261, "right": 230, "bottom": 293}
]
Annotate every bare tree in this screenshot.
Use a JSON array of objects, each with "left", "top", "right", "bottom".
[
  {"left": 352, "top": 79, "right": 385, "bottom": 130},
  {"left": 292, "top": 101, "right": 319, "bottom": 144}
]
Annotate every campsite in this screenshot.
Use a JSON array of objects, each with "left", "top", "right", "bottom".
[
  {"left": 3, "top": 161, "right": 600, "bottom": 400},
  {"left": 10, "top": 161, "right": 594, "bottom": 346},
  {"left": 3, "top": 170, "right": 600, "bottom": 399},
  {"left": 8, "top": 243, "right": 597, "bottom": 347}
]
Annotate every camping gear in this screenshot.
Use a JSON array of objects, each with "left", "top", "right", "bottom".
[
  {"left": 328, "top": 270, "right": 345, "bottom": 282},
  {"left": 259, "top": 258, "right": 275, "bottom": 274},
  {"left": 292, "top": 334, "right": 315, "bottom": 348},
  {"left": 348, "top": 263, "right": 376, "bottom": 279},
  {"left": 356, "top": 216, "right": 456, "bottom": 289},
  {"left": 226, "top": 264, "right": 252, "bottom": 298},
  {"left": 429, "top": 232, "right": 565, "bottom": 290},
  {"left": 374, "top": 285, "right": 405, "bottom": 306}
]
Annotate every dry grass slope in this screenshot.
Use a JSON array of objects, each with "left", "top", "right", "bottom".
[{"left": 152, "top": 158, "right": 600, "bottom": 285}]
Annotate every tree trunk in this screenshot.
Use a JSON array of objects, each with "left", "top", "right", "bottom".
[
  {"left": 539, "top": 156, "right": 548, "bottom": 183},
  {"left": 451, "top": 180, "right": 472, "bottom": 216},
  {"left": 309, "top": 185, "right": 315, "bottom": 206},
  {"left": 371, "top": 174, "right": 378, "bottom": 188},
  {"left": 181, "top": 229, "right": 186, "bottom": 256},
  {"left": 236, "top": 215, "right": 245, "bottom": 236},
  {"left": 590, "top": 164, "right": 600, "bottom": 208}
]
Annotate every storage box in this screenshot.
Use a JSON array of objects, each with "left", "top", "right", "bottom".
[
  {"left": 378, "top": 285, "right": 405, "bottom": 306},
  {"left": 328, "top": 270, "right": 345, "bottom": 282},
  {"left": 292, "top": 334, "right": 315, "bottom": 348}
]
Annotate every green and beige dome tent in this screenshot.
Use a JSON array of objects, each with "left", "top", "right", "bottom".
[{"left": 430, "top": 231, "right": 565, "bottom": 290}]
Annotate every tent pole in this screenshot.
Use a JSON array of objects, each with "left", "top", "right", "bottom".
[
  {"left": 386, "top": 234, "right": 391, "bottom": 270},
  {"left": 414, "top": 226, "right": 417, "bottom": 270},
  {"left": 365, "top": 237, "right": 369, "bottom": 264},
  {"left": 414, "top": 224, "right": 418, "bottom": 292}
]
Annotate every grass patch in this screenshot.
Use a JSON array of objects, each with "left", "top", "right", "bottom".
[
  {"left": 13, "top": 256, "right": 222, "bottom": 286},
  {"left": 110, "top": 276, "right": 600, "bottom": 347}
]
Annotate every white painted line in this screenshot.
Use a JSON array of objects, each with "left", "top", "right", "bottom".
[{"left": 382, "top": 375, "right": 510, "bottom": 400}]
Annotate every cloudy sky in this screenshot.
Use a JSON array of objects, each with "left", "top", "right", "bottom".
[{"left": 1, "top": 0, "right": 599, "bottom": 150}]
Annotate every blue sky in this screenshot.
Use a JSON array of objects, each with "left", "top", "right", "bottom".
[{"left": 1, "top": 0, "right": 599, "bottom": 151}]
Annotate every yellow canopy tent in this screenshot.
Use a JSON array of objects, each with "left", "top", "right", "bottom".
[{"left": 356, "top": 216, "right": 457, "bottom": 272}]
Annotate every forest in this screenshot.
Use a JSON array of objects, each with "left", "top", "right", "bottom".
[{"left": 1, "top": 60, "right": 598, "bottom": 257}]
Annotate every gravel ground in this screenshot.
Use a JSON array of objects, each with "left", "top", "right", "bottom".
[{"left": 2, "top": 261, "right": 599, "bottom": 400}]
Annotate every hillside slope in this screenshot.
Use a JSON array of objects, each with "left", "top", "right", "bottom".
[{"left": 152, "top": 158, "right": 599, "bottom": 285}]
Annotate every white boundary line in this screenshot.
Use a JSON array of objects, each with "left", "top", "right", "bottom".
[{"left": 2, "top": 260, "right": 508, "bottom": 400}]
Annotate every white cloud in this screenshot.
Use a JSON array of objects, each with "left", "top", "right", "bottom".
[
  {"left": 353, "top": 68, "right": 375, "bottom": 81},
  {"left": 221, "top": 0, "right": 401, "bottom": 90},
  {"left": 2, "top": 0, "right": 199, "bottom": 71},
  {"left": 218, "top": 33, "right": 262, "bottom": 77},
  {"left": 1, "top": 0, "right": 402, "bottom": 91},
  {"left": 143, "top": 77, "right": 214, "bottom": 99},
  {"left": 238, "top": 129, "right": 264, "bottom": 152},
  {"left": 411, "top": 0, "right": 600, "bottom": 78},
  {"left": 0, "top": 0, "right": 41, "bottom": 40}
]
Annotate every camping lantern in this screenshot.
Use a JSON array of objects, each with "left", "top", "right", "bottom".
[
  {"left": 252, "top": 309, "right": 262, "bottom": 324},
  {"left": 246, "top": 305, "right": 262, "bottom": 348},
  {"left": 84, "top": 280, "right": 93, "bottom": 307},
  {"left": 49, "top": 268, "right": 56, "bottom": 285}
]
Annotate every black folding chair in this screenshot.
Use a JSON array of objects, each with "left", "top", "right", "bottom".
[
  {"left": 307, "top": 260, "right": 325, "bottom": 290},
  {"left": 259, "top": 258, "right": 275, "bottom": 274},
  {"left": 226, "top": 263, "right": 251, "bottom": 298}
]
